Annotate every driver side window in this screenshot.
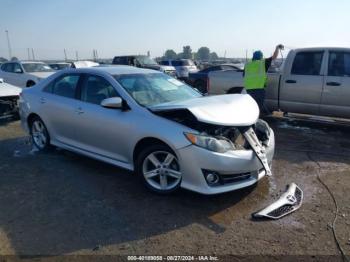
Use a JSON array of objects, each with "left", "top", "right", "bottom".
[{"left": 81, "top": 75, "right": 119, "bottom": 105}]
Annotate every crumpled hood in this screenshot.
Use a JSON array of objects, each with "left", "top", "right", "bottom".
[
  {"left": 29, "top": 72, "right": 55, "bottom": 79},
  {"left": 0, "top": 83, "right": 22, "bottom": 97},
  {"left": 149, "top": 94, "right": 260, "bottom": 126}
]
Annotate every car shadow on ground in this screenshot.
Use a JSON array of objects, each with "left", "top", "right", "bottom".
[{"left": 0, "top": 136, "right": 261, "bottom": 256}]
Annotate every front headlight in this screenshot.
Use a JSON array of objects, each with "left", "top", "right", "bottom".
[{"left": 184, "top": 132, "right": 234, "bottom": 153}]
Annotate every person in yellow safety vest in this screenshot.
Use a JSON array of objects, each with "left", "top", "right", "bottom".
[{"left": 244, "top": 44, "right": 284, "bottom": 114}]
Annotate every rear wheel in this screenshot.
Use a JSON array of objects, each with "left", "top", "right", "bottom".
[
  {"left": 29, "top": 116, "right": 51, "bottom": 151},
  {"left": 136, "top": 144, "right": 182, "bottom": 194}
]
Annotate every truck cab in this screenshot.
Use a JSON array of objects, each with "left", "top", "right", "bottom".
[{"left": 266, "top": 47, "right": 350, "bottom": 119}]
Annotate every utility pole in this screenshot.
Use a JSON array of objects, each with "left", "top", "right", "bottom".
[
  {"left": 224, "top": 50, "right": 227, "bottom": 58},
  {"left": 245, "top": 49, "right": 248, "bottom": 62},
  {"left": 27, "top": 48, "right": 30, "bottom": 60},
  {"left": 5, "top": 30, "right": 12, "bottom": 60},
  {"left": 64, "top": 49, "right": 67, "bottom": 61},
  {"left": 75, "top": 51, "right": 79, "bottom": 61},
  {"left": 31, "top": 48, "right": 35, "bottom": 61}
]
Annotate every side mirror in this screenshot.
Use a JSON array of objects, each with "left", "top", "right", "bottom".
[
  {"left": 101, "top": 97, "right": 123, "bottom": 109},
  {"left": 14, "top": 68, "right": 23, "bottom": 74},
  {"left": 0, "top": 78, "right": 4, "bottom": 83}
]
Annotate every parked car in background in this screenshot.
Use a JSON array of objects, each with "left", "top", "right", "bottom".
[
  {"left": 266, "top": 47, "right": 350, "bottom": 119},
  {"left": 187, "top": 64, "right": 243, "bottom": 93},
  {"left": 112, "top": 55, "right": 176, "bottom": 77},
  {"left": 207, "top": 65, "right": 244, "bottom": 95},
  {"left": 19, "top": 66, "right": 274, "bottom": 195},
  {"left": 0, "top": 78, "right": 21, "bottom": 118},
  {"left": 49, "top": 62, "right": 72, "bottom": 70},
  {"left": 0, "top": 61, "right": 55, "bottom": 87},
  {"left": 71, "top": 61, "right": 99, "bottom": 68},
  {"left": 160, "top": 59, "right": 198, "bottom": 79}
]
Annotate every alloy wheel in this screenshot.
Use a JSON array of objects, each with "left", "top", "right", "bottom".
[
  {"left": 31, "top": 119, "right": 48, "bottom": 149},
  {"left": 142, "top": 151, "right": 181, "bottom": 191}
]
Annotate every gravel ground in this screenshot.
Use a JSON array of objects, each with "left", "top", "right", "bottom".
[{"left": 0, "top": 117, "right": 349, "bottom": 260}]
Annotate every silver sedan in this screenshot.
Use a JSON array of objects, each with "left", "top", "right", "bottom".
[{"left": 19, "top": 66, "right": 275, "bottom": 194}]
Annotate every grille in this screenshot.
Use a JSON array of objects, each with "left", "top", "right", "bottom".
[
  {"left": 267, "top": 187, "right": 303, "bottom": 218},
  {"left": 219, "top": 172, "right": 251, "bottom": 185},
  {"left": 267, "top": 205, "right": 294, "bottom": 217}
]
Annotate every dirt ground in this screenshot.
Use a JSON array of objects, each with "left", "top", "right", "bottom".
[{"left": 0, "top": 117, "right": 349, "bottom": 260}]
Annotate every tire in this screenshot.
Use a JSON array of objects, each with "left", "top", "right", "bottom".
[
  {"left": 135, "top": 144, "right": 182, "bottom": 194},
  {"left": 29, "top": 116, "right": 51, "bottom": 151},
  {"left": 194, "top": 80, "right": 207, "bottom": 94},
  {"left": 26, "top": 81, "right": 36, "bottom": 87}
]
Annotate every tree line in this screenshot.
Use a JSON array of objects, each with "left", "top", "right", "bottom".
[{"left": 161, "top": 46, "right": 219, "bottom": 61}]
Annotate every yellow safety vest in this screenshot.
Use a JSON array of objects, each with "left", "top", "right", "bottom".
[{"left": 244, "top": 60, "right": 267, "bottom": 90}]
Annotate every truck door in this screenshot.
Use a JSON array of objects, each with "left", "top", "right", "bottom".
[
  {"left": 320, "top": 51, "right": 350, "bottom": 118},
  {"left": 279, "top": 51, "right": 325, "bottom": 115}
]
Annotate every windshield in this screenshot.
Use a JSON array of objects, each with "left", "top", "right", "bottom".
[
  {"left": 136, "top": 56, "right": 158, "bottom": 66},
  {"left": 114, "top": 73, "right": 202, "bottom": 107},
  {"left": 22, "top": 63, "right": 53, "bottom": 73}
]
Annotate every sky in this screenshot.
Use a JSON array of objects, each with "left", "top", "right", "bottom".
[{"left": 0, "top": 0, "right": 350, "bottom": 60}]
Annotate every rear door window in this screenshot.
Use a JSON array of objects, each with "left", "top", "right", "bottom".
[
  {"left": 328, "top": 51, "right": 350, "bottom": 77},
  {"left": 291, "top": 51, "right": 324, "bottom": 75},
  {"left": 80, "top": 75, "right": 119, "bottom": 105},
  {"left": 52, "top": 74, "right": 80, "bottom": 99}
]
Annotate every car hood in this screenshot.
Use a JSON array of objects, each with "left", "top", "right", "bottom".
[
  {"left": 0, "top": 83, "right": 22, "bottom": 97},
  {"left": 149, "top": 94, "right": 259, "bottom": 126},
  {"left": 29, "top": 72, "right": 55, "bottom": 79}
]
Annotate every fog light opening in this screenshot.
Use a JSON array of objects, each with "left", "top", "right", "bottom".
[{"left": 205, "top": 172, "right": 220, "bottom": 185}]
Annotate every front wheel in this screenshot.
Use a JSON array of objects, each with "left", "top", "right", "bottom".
[
  {"left": 136, "top": 145, "right": 182, "bottom": 194},
  {"left": 30, "top": 116, "right": 51, "bottom": 151}
]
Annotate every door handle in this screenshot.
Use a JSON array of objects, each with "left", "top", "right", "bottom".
[
  {"left": 40, "top": 97, "right": 46, "bottom": 104},
  {"left": 75, "top": 107, "right": 84, "bottom": 114},
  {"left": 326, "top": 82, "right": 341, "bottom": 86},
  {"left": 285, "top": 80, "right": 297, "bottom": 84}
]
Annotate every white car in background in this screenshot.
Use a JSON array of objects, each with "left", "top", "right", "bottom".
[
  {"left": 0, "top": 61, "right": 55, "bottom": 87},
  {"left": 160, "top": 59, "right": 198, "bottom": 79},
  {"left": 0, "top": 78, "right": 21, "bottom": 118}
]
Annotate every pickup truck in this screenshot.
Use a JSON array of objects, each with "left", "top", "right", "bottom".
[{"left": 208, "top": 47, "right": 350, "bottom": 119}]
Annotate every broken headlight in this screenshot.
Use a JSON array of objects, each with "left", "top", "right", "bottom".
[{"left": 184, "top": 132, "right": 234, "bottom": 153}]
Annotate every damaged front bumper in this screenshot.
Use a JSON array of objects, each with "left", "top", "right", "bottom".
[
  {"left": 0, "top": 96, "right": 19, "bottom": 118},
  {"left": 177, "top": 128, "right": 275, "bottom": 195}
]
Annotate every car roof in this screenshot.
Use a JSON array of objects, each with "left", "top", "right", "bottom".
[
  {"left": 65, "top": 65, "right": 161, "bottom": 75},
  {"left": 292, "top": 47, "right": 350, "bottom": 52},
  {"left": 21, "top": 61, "right": 46, "bottom": 64}
]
